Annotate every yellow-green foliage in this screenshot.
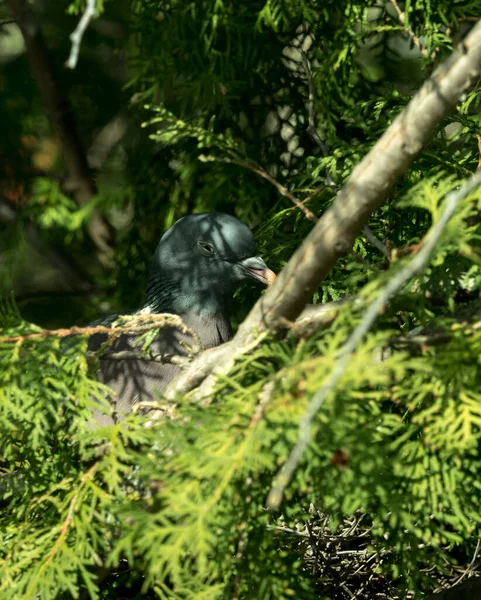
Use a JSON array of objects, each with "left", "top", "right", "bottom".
[
  {"left": 3, "top": 0, "right": 481, "bottom": 598},
  {"left": 3, "top": 175, "right": 481, "bottom": 598}
]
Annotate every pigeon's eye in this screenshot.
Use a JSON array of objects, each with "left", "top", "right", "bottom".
[{"left": 198, "top": 242, "right": 216, "bottom": 257}]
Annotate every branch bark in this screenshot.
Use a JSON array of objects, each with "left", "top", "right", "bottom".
[
  {"left": 66, "top": 0, "right": 97, "bottom": 69},
  {"left": 165, "top": 18, "right": 481, "bottom": 400},
  {"left": 7, "top": 0, "right": 112, "bottom": 262}
]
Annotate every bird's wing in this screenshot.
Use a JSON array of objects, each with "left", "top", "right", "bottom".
[{"left": 88, "top": 313, "right": 232, "bottom": 425}]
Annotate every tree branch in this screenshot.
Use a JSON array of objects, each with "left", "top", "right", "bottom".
[
  {"left": 66, "top": 0, "right": 97, "bottom": 69},
  {"left": 389, "top": 0, "right": 429, "bottom": 58},
  {"left": 87, "top": 112, "right": 128, "bottom": 169},
  {"left": 7, "top": 0, "right": 112, "bottom": 262},
  {"left": 267, "top": 169, "right": 481, "bottom": 509},
  {"left": 0, "top": 313, "right": 198, "bottom": 346},
  {"left": 164, "top": 19, "right": 481, "bottom": 401},
  {"left": 363, "top": 225, "right": 391, "bottom": 261},
  {"left": 226, "top": 155, "right": 318, "bottom": 223},
  {"left": 300, "top": 51, "right": 331, "bottom": 159}
]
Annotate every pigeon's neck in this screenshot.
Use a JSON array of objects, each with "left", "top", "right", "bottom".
[{"left": 144, "top": 271, "right": 231, "bottom": 321}]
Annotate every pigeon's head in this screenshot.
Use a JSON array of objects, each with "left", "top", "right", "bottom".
[{"left": 147, "top": 212, "right": 276, "bottom": 316}]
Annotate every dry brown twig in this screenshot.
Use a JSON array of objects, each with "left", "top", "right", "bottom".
[
  {"left": 0, "top": 313, "right": 199, "bottom": 350},
  {"left": 268, "top": 510, "right": 395, "bottom": 599},
  {"left": 226, "top": 155, "right": 318, "bottom": 223}
]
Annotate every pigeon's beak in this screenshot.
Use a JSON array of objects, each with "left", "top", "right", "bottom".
[{"left": 240, "top": 256, "right": 276, "bottom": 286}]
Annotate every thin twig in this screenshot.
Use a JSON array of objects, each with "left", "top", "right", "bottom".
[
  {"left": 301, "top": 186, "right": 327, "bottom": 205},
  {"left": 90, "top": 349, "right": 191, "bottom": 366},
  {"left": 453, "top": 538, "right": 481, "bottom": 586},
  {"left": 389, "top": 332, "right": 454, "bottom": 348},
  {"left": 267, "top": 170, "right": 481, "bottom": 509},
  {"left": 300, "top": 50, "right": 336, "bottom": 188},
  {"left": 267, "top": 524, "right": 310, "bottom": 538},
  {"left": 0, "top": 313, "right": 196, "bottom": 345},
  {"left": 25, "top": 463, "right": 99, "bottom": 596},
  {"left": 363, "top": 225, "right": 391, "bottom": 261},
  {"left": 389, "top": 0, "right": 429, "bottom": 58},
  {"left": 300, "top": 51, "right": 330, "bottom": 158},
  {"left": 66, "top": 0, "right": 97, "bottom": 69},
  {"left": 229, "top": 156, "right": 318, "bottom": 223}
]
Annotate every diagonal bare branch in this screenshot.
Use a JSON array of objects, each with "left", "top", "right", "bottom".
[{"left": 164, "top": 18, "right": 481, "bottom": 402}]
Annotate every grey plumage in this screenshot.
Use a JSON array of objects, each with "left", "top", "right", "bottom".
[{"left": 89, "top": 212, "right": 275, "bottom": 425}]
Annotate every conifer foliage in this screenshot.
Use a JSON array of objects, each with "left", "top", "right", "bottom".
[{"left": 2, "top": 1, "right": 481, "bottom": 598}]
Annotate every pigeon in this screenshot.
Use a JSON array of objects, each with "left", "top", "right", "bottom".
[{"left": 88, "top": 212, "right": 276, "bottom": 425}]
